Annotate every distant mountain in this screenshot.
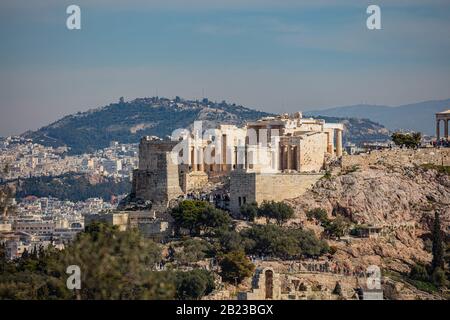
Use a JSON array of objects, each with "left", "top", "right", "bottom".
[
  {"left": 305, "top": 99, "right": 450, "bottom": 136},
  {"left": 23, "top": 96, "right": 390, "bottom": 154}
]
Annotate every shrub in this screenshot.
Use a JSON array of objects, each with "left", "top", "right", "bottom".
[
  {"left": 175, "top": 269, "right": 215, "bottom": 300},
  {"left": 306, "top": 208, "right": 328, "bottom": 223},
  {"left": 171, "top": 200, "right": 231, "bottom": 236},
  {"left": 219, "top": 251, "right": 255, "bottom": 284},
  {"left": 332, "top": 282, "right": 342, "bottom": 296},
  {"left": 391, "top": 132, "right": 421, "bottom": 148},
  {"left": 409, "top": 264, "right": 429, "bottom": 282},
  {"left": 240, "top": 202, "right": 258, "bottom": 221},
  {"left": 174, "top": 238, "right": 212, "bottom": 265},
  {"left": 323, "top": 216, "right": 351, "bottom": 239},
  {"left": 241, "top": 224, "right": 329, "bottom": 259},
  {"left": 431, "top": 267, "right": 447, "bottom": 288},
  {"left": 258, "top": 201, "right": 294, "bottom": 225}
]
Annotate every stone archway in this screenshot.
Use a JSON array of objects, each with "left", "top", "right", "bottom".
[{"left": 265, "top": 270, "right": 274, "bottom": 299}]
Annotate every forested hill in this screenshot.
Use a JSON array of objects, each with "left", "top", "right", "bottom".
[
  {"left": 23, "top": 96, "right": 390, "bottom": 155},
  {"left": 23, "top": 97, "right": 270, "bottom": 155}
]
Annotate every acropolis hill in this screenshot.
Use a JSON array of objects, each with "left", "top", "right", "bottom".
[{"left": 108, "top": 108, "right": 449, "bottom": 300}]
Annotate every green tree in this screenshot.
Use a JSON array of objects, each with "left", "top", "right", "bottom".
[
  {"left": 199, "top": 206, "right": 232, "bottom": 235},
  {"left": 219, "top": 250, "right": 255, "bottom": 284},
  {"left": 431, "top": 267, "right": 447, "bottom": 288},
  {"left": 241, "top": 224, "right": 329, "bottom": 259},
  {"left": 174, "top": 238, "right": 212, "bottom": 265},
  {"left": 323, "top": 216, "right": 351, "bottom": 239},
  {"left": 171, "top": 200, "right": 231, "bottom": 236},
  {"left": 258, "top": 201, "right": 294, "bottom": 225},
  {"left": 240, "top": 201, "right": 258, "bottom": 222},
  {"left": 306, "top": 208, "right": 328, "bottom": 223},
  {"left": 391, "top": 132, "right": 421, "bottom": 148},
  {"left": 409, "top": 264, "right": 429, "bottom": 282},
  {"left": 175, "top": 269, "right": 215, "bottom": 300},
  {"left": 214, "top": 229, "right": 246, "bottom": 254},
  {"left": 171, "top": 200, "right": 207, "bottom": 235},
  {"left": 0, "top": 223, "right": 176, "bottom": 300}
]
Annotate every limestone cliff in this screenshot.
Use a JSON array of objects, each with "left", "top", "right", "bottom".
[{"left": 287, "top": 155, "right": 450, "bottom": 275}]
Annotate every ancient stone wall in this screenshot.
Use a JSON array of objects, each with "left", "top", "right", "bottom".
[
  {"left": 84, "top": 213, "right": 129, "bottom": 231},
  {"left": 230, "top": 171, "right": 323, "bottom": 213},
  {"left": 342, "top": 148, "right": 450, "bottom": 169},
  {"left": 132, "top": 138, "right": 183, "bottom": 209},
  {"left": 182, "top": 171, "right": 209, "bottom": 193},
  {"left": 298, "top": 132, "right": 328, "bottom": 172}
]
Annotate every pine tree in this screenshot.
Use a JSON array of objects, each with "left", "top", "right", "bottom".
[{"left": 431, "top": 210, "right": 444, "bottom": 271}]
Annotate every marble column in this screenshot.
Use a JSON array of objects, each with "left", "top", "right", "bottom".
[
  {"left": 327, "top": 130, "right": 334, "bottom": 155},
  {"left": 294, "top": 146, "right": 299, "bottom": 171},
  {"left": 287, "top": 145, "right": 292, "bottom": 170},
  {"left": 436, "top": 120, "right": 441, "bottom": 140},
  {"left": 336, "top": 129, "right": 343, "bottom": 157},
  {"left": 222, "top": 134, "right": 227, "bottom": 172},
  {"left": 445, "top": 119, "right": 449, "bottom": 140},
  {"left": 279, "top": 145, "right": 284, "bottom": 170},
  {"left": 190, "top": 147, "right": 196, "bottom": 171},
  {"left": 198, "top": 148, "right": 204, "bottom": 172}
]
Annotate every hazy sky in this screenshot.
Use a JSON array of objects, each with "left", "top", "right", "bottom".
[{"left": 1, "top": 0, "right": 450, "bottom": 136}]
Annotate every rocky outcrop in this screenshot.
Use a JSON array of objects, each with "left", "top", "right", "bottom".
[
  {"left": 289, "top": 164, "right": 449, "bottom": 227},
  {"left": 287, "top": 157, "right": 450, "bottom": 274}
]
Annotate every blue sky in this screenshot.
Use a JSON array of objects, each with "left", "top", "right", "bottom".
[{"left": 1, "top": 0, "right": 450, "bottom": 135}]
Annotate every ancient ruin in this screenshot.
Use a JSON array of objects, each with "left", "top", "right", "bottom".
[
  {"left": 130, "top": 113, "right": 344, "bottom": 213},
  {"left": 436, "top": 109, "right": 450, "bottom": 141}
]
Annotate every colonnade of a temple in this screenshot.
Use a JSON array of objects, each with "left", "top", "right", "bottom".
[
  {"left": 436, "top": 117, "right": 450, "bottom": 140},
  {"left": 186, "top": 127, "right": 344, "bottom": 173},
  {"left": 325, "top": 128, "right": 343, "bottom": 157}
]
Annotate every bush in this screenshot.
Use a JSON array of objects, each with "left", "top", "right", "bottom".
[
  {"left": 175, "top": 269, "right": 215, "bottom": 300},
  {"left": 391, "top": 132, "right": 421, "bottom": 148},
  {"left": 219, "top": 251, "right": 255, "bottom": 284},
  {"left": 171, "top": 200, "right": 231, "bottom": 236},
  {"left": 323, "top": 171, "right": 332, "bottom": 180},
  {"left": 174, "top": 238, "right": 212, "bottom": 265},
  {"left": 431, "top": 267, "right": 447, "bottom": 288},
  {"left": 240, "top": 202, "right": 258, "bottom": 221},
  {"left": 408, "top": 279, "right": 438, "bottom": 293},
  {"left": 258, "top": 201, "right": 294, "bottom": 225},
  {"left": 409, "top": 264, "right": 429, "bottom": 282},
  {"left": 306, "top": 208, "right": 328, "bottom": 223},
  {"left": 241, "top": 225, "right": 329, "bottom": 259},
  {"left": 0, "top": 223, "right": 177, "bottom": 300},
  {"left": 214, "top": 229, "right": 247, "bottom": 254},
  {"left": 323, "top": 216, "right": 351, "bottom": 239},
  {"left": 332, "top": 282, "right": 342, "bottom": 296}
]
